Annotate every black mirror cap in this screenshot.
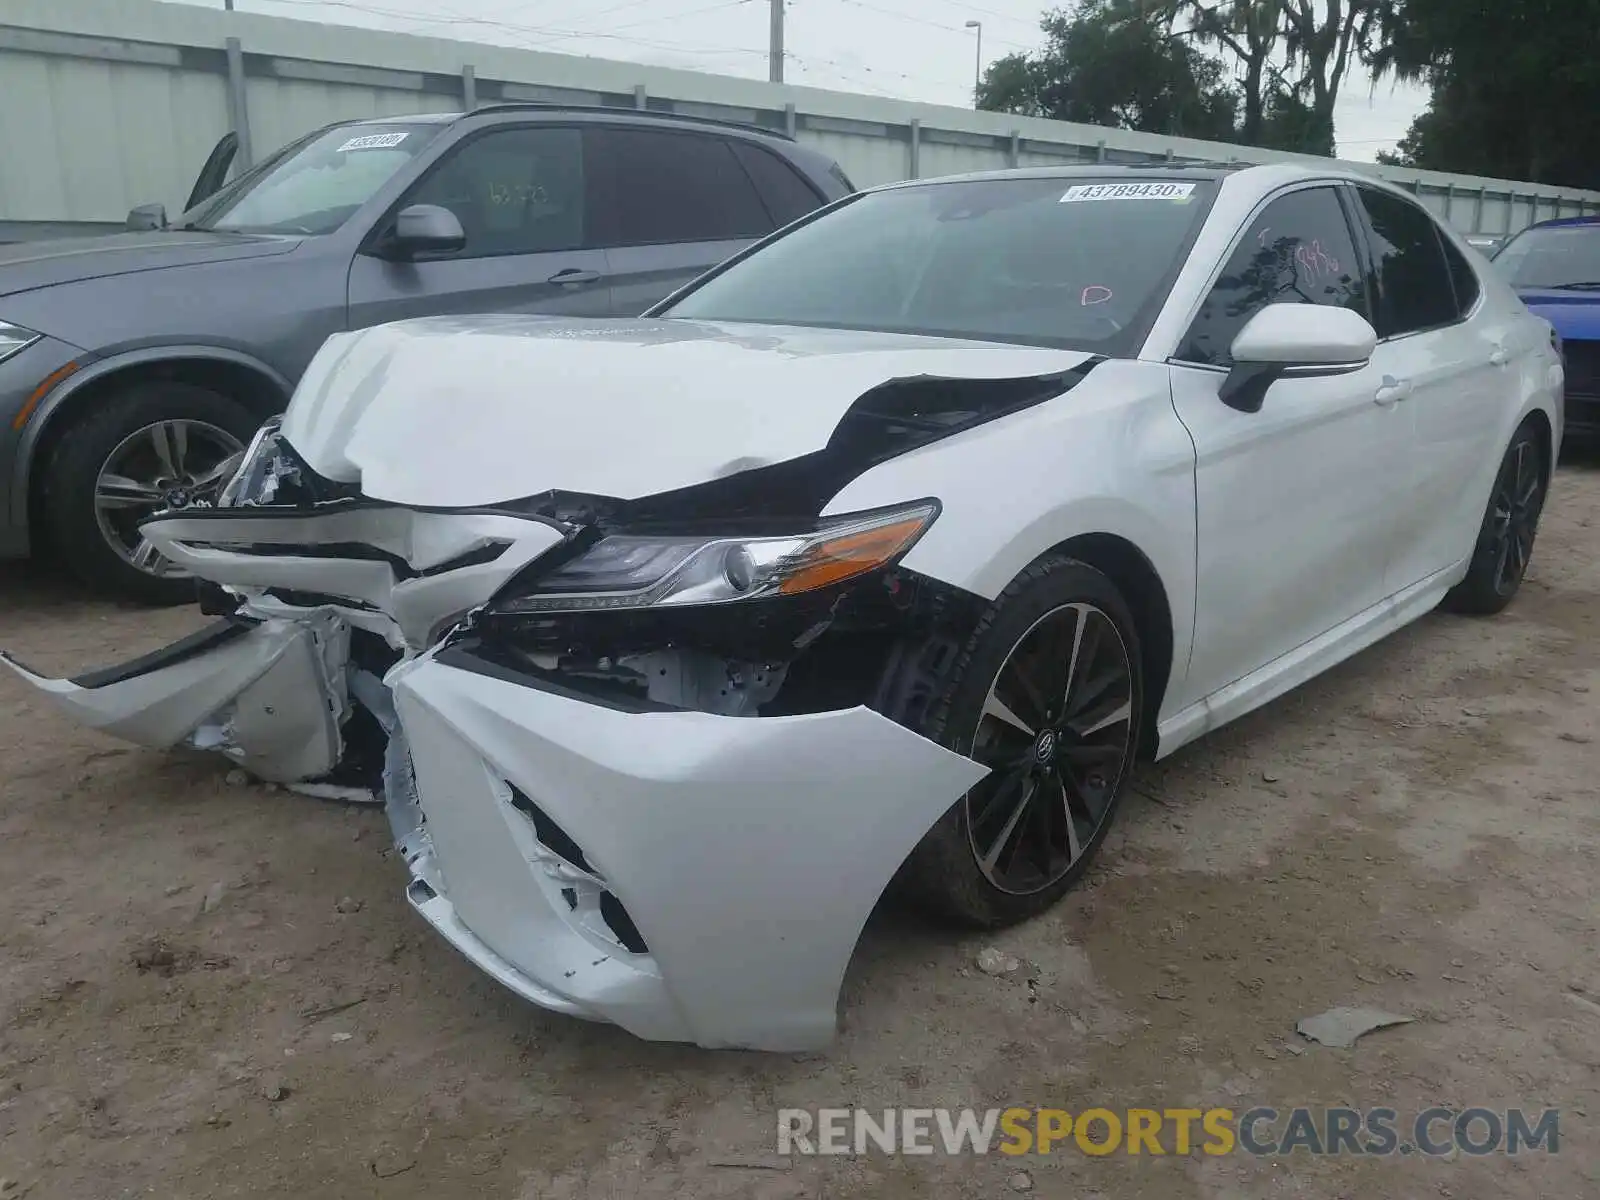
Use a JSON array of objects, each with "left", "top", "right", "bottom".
[
  {"left": 389, "top": 203, "right": 466, "bottom": 258},
  {"left": 126, "top": 203, "right": 168, "bottom": 231}
]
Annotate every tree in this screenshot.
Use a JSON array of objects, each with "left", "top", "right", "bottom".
[
  {"left": 1375, "top": 0, "right": 1600, "bottom": 188},
  {"left": 1276, "top": 0, "right": 1388, "bottom": 157},
  {"left": 982, "top": 1, "right": 1394, "bottom": 159},
  {"left": 978, "top": 0, "right": 1240, "bottom": 142},
  {"left": 1172, "top": 0, "right": 1282, "bottom": 146}
]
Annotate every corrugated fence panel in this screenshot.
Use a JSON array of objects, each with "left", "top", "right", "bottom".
[
  {"left": 244, "top": 77, "right": 448, "bottom": 162},
  {"left": 3, "top": 0, "right": 1598, "bottom": 238},
  {"left": 0, "top": 44, "right": 231, "bottom": 222},
  {"left": 917, "top": 137, "right": 1000, "bottom": 181},
  {"left": 796, "top": 127, "right": 906, "bottom": 188}
]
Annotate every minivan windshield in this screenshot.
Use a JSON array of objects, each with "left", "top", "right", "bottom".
[
  {"left": 658, "top": 175, "right": 1216, "bottom": 351},
  {"left": 1490, "top": 223, "right": 1600, "bottom": 290},
  {"left": 187, "top": 123, "right": 444, "bottom": 235}
]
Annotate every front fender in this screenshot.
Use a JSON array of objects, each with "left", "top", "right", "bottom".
[
  {"left": 821, "top": 360, "right": 1197, "bottom": 718},
  {"left": 10, "top": 344, "right": 290, "bottom": 529}
]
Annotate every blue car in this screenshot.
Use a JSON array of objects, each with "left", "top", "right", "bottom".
[{"left": 1491, "top": 215, "right": 1600, "bottom": 439}]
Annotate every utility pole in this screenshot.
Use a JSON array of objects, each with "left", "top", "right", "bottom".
[
  {"left": 224, "top": 0, "right": 234, "bottom": 9},
  {"left": 769, "top": 0, "right": 784, "bottom": 84}
]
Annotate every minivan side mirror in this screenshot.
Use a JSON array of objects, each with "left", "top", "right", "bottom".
[
  {"left": 385, "top": 204, "right": 466, "bottom": 259},
  {"left": 1219, "top": 303, "right": 1378, "bottom": 413},
  {"left": 126, "top": 203, "right": 169, "bottom": 231}
]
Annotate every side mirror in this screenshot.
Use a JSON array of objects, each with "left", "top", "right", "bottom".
[
  {"left": 385, "top": 204, "right": 465, "bottom": 259},
  {"left": 126, "top": 203, "right": 168, "bottom": 231},
  {"left": 1219, "top": 303, "right": 1377, "bottom": 413}
]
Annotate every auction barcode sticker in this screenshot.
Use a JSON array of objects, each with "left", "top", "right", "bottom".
[
  {"left": 336, "top": 131, "right": 410, "bottom": 152},
  {"left": 1060, "top": 182, "right": 1196, "bottom": 203}
]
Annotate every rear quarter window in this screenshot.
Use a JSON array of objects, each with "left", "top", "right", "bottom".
[
  {"left": 1441, "top": 234, "right": 1481, "bottom": 316},
  {"left": 730, "top": 142, "right": 825, "bottom": 227}
]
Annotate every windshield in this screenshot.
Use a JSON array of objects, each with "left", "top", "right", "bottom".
[
  {"left": 658, "top": 175, "right": 1216, "bottom": 351},
  {"left": 189, "top": 124, "right": 443, "bottom": 235},
  {"left": 1490, "top": 223, "right": 1600, "bottom": 289}
]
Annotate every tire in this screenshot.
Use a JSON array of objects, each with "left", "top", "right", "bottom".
[
  {"left": 1440, "top": 421, "right": 1548, "bottom": 617},
  {"left": 42, "top": 382, "right": 258, "bottom": 606},
  {"left": 896, "top": 556, "right": 1145, "bottom": 928}
]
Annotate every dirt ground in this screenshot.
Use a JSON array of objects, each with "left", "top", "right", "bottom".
[{"left": 1, "top": 461, "right": 1596, "bottom": 1200}]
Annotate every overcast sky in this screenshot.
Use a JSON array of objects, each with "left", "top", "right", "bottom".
[{"left": 173, "top": 0, "right": 1429, "bottom": 160}]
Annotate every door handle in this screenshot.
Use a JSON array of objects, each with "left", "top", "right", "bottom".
[
  {"left": 548, "top": 268, "right": 602, "bottom": 286},
  {"left": 1489, "top": 347, "right": 1510, "bottom": 367},
  {"left": 1373, "top": 376, "right": 1412, "bottom": 406}
]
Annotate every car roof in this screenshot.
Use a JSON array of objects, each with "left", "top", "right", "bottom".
[
  {"left": 861, "top": 160, "right": 1389, "bottom": 194},
  {"left": 1524, "top": 214, "right": 1600, "bottom": 230}
]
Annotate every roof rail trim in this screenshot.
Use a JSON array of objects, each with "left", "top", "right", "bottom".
[{"left": 463, "top": 101, "right": 796, "bottom": 141}]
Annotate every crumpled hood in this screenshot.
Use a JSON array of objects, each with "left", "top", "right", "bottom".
[
  {"left": 0, "top": 230, "right": 301, "bottom": 298},
  {"left": 280, "top": 315, "right": 1095, "bottom": 508},
  {"left": 1516, "top": 288, "right": 1600, "bottom": 342}
]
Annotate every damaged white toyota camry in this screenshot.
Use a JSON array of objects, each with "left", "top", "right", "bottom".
[{"left": 6, "top": 163, "right": 1562, "bottom": 1051}]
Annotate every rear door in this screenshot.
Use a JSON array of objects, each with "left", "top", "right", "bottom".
[
  {"left": 346, "top": 124, "right": 612, "bottom": 328},
  {"left": 1349, "top": 184, "right": 1508, "bottom": 590},
  {"left": 586, "top": 126, "right": 782, "bottom": 314}
]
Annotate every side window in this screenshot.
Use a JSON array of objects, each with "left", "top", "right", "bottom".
[
  {"left": 730, "top": 141, "right": 824, "bottom": 227},
  {"left": 1440, "top": 232, "right": 1481, "bottom": 317},
  {"left": 1179, "top": 186, "right": 1369, "bottom": 366},
  {"left": 594, "top": 128, "right": 773, "bottom": 246},
  {"left": 1355, "top": 187, "right": 1459, "bottom": 336},
  {"left": 407, "top": 127, "right": 586, "bottom": 257}
]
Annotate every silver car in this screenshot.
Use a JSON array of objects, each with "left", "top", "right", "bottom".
[{"left": 0, "top": 104, "right": 851, "bottom": 603}]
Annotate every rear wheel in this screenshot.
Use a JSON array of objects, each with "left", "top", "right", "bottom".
[
  {"left": 899, "top": 557, "right": 1144, "bottom": 928},
  {"left": 1441, "top": 422, "right": 1548, "bottom": 616},
  {"left": 43, "top": 382, "right": 255, "bottom": 606}
]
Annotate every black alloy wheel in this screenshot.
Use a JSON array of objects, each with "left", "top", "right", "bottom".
[
  {"left": 897, "top": 556, "right": 1145, "bottom": 928},
  {"left": 966, "top": 602, "right": 1135, "bottom": 896},
  {"left": 1443, "top": 421, "right": 1548, "bottom": 616}
]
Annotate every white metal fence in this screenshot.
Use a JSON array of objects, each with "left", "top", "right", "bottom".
[{"left": 4, "top": 0, "right": 1598, "bottom": 241}]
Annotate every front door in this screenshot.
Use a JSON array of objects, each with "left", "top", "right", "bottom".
[
  {"left": 347, "top": 124, "right": 612, "bottom": 329},
  {"left": 186, "top": 132, "right": 239, "bottom": 211},
  {"left": 1167, "top": 183, "right": 1405, "bottom": 709}
]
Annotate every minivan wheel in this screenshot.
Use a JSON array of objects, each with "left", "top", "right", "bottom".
[
  {"left": 43, "top": 382, "right": 255, "bottom": 606},
  {"left": 899, "top": 556, "right": 1144, "bottom": 928},
  {"left": 1441, "top": 421, "right": 1548, "bottom": 617}
]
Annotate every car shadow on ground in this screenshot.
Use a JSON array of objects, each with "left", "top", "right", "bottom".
[{"left": 0, "top": 556, "right": 196, "bottom": 615}]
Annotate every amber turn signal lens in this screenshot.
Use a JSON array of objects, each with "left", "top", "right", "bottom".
[{"left": 776, "top": 515, "right": 931, "bottom": 595}]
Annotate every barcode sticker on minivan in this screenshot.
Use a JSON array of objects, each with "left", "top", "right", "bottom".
[
  {"left": 336, "top": 131, "right": 410, "bottom": 152},
  {"left": 1059, "top": 182, "right": 1195, "bottom": 203}
]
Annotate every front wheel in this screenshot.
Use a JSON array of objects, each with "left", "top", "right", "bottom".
[
  {"left": 1441, "top": 421, "right": 1548, "bottom": 616},
  {"left": 42, "top": 382, "right": 256, "bottom": 606},
  {"left": 898, "top": 557, "right": 1144, "bottom": 928}
]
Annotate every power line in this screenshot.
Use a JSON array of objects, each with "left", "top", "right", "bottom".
[
  {"left": 913, "top": 0, "right": 1044, "bottom": 31},
  {"left": 829, "top": 0, "right": 1035, "bottom": 53},
  {"left": 226, "top": 0, "right": 975, "bottom": 96},
  {"left": 255, "top": 0, "right": 772, "bottom": 58},
  {"left": 605, "top": 0, "right": 756, "bottom": 35}
]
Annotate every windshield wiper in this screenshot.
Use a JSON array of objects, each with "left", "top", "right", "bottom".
[{"left": 1545, "top": 281, "right": 1600, "bottom": 290}]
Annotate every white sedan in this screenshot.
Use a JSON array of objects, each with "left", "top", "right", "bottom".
[{"left": 5, "top": 162, "right": 1563, "bottom": 1051}]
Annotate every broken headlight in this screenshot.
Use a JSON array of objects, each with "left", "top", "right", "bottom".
[
  {"left": 217, "top": 416, "right": 299, "bottom": 508},
  {"left": 492, "top": 501, "right": 938, "bottom": 615}
]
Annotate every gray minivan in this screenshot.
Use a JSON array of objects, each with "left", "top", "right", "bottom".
[{"left": 0, "top": 105, "right": 853, "bottom": 602}]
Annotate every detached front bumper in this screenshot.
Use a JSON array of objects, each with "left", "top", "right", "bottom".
[
  {"left": 6, "top": 613, "right": 989, "bottom": 1051},
  {"left": 377, "top": 647, "right": 987, "bottom": 1050}
]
